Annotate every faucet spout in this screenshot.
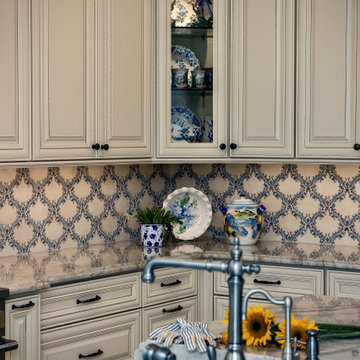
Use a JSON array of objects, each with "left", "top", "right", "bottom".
[
  {"left": 242, "top": 289, "right": 294, "bottom": 360},
  {"left": 142, "top": 258, "right": 228, "bottom": 284}
]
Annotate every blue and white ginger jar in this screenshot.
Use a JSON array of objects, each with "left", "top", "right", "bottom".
[{"left": 220, "top": 196, "right": 266, "bottom": 245}]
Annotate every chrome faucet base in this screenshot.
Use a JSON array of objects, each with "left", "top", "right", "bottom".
[{"left": 224, "top": 345, "right": 246, "bottom": 360}]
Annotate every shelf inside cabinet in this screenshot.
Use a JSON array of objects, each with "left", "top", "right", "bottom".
[
  {"left": 171, "top": 88, "right": 213, "bottom": 97},
  {"left": 172, "top": 27, "right": 213, "bottom": 40}
]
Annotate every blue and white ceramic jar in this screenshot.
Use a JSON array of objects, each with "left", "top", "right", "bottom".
[
  {"left": 220, "top": 196, "right": 266, "bottom": 245},
  {"left": 141, "top": 224, "right": 164, "bottom": 247}
]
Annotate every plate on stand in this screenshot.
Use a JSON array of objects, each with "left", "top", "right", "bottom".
[
  {"left": 171, "top": 45, "right": 200, "bottom": 86},
  {"left": 163, "top": 187, "right": 212, "bottom": 240},
  {"left": 171, "top": 106, "right": 203, "bottom": 143}
]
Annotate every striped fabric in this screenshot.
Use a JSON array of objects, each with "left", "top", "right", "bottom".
[{"left": 149, "top": 318, "right": 216, "bottom": 353}]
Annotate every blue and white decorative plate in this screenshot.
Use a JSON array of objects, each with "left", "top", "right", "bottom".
[
  {"left": 171, "top": 0, "right": 204, "bottom": 27},
  {"left": 171, "top": 45, "right": 200, "bottom": 86},
  {"left": 171, "top": 106, "right": 203, "bottom": 143},
  {"left": 163, "top": 187, "right": 212, "bottom": 240}
]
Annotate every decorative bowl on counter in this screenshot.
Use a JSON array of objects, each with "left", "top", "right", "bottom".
[{"left": 220, "top": 196, "right": 266, "bottom": 245}]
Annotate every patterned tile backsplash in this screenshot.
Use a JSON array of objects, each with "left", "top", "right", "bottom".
[{"left": 0, "top": 164, "right": 359, "bottom": 256}]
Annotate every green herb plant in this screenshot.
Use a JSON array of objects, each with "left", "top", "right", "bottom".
[{"left": 133, "top": 208, "right": 182, "bottom": 240}]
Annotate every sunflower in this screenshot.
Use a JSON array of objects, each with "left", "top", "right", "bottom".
[
  {"left": 220, "top": 308, "right": 229, "bottom": 344},
  {"left": 242, "top": 304, "right": 278, "bottom": 347},
  {"left": 275, "top": 315, "right": 319, "bottom": 350}
]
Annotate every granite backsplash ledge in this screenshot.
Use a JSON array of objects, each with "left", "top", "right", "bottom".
[{"left": 0, "top": 163, "right": 359, "bottom": 256}]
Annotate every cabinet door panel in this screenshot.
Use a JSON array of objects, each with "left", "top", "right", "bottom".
[
  {"left": 5, "top": 295, "right": 40, "bottom": 360},
  {"left": 157, "top": 0, "right": 228, "bottom": 158},
  {"left": 33, "top": 0, "right": 96, "bottom": 159},
  {"left": 98, "top": 0, "right": 153, "bottom": 157},
  {"left": 231, "top": 0, "right": 294, "bottom": 157},
  {"left": 0, "top": 0, "right": 30, "bottom": 160},
  {"left": 297, "top": 0, "right": 359, "bottom": 158}
]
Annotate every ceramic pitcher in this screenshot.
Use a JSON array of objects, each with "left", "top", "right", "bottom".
[{"left": 219, "top": 196, "right": 266, "bottom": 245}]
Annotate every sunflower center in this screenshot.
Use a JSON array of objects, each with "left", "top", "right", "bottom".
[{"left": 251, "top": 321, "right": 261, "bottom": 332}]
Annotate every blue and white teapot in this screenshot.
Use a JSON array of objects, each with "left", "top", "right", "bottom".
[{"left": 219, "top": 196, "right": 266, "bottom": 245}]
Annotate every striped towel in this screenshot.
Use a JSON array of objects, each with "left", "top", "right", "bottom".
[{"left": 149, "top": 319, "right": 216, "bottom": 353}]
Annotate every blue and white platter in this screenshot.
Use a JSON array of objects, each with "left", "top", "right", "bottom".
[
  {"left": 163, "top": 187, "right": 212, "bottom": 240},
  {"left": 171, "top": 106, "right": 203, "bottom": 143},
  {"left": 171, "top": 45, "right": 200, "bottom": 70}
]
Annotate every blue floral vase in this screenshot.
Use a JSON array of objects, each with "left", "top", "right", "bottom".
[{"left": 141, "top": 224, "right": 165, "bottom": 247}]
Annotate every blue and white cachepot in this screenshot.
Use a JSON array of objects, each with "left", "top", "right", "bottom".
[
  {"left": 219, "top": 196, "right": 266, "bottom": 245},
  {"left": 141, "top": 224, "right": 164, "bottom": 247}
]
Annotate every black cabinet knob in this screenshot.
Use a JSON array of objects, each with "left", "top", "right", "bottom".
[
  {"left": 101, "top": 144, "right": 109, "bottom": 151},
  {"left": 219, "top": 143, "right": 226, "bottom": 150},
  {"left": 354, "top": 144, "right": 360, "bottom": 150},
  {"left": 230, "top": 143, "right": 237, "bottom": 150},
  {"left": 91, "top": 143, "right": 100, "bottom": 150}
]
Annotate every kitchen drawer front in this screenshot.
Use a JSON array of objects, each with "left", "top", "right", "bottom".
[
  {"left": 41, "top": 273, "right": 140, "bottom": 330},
  {"left": 41, "top": 310, "right": 140, "bottom": 360},
  {"left": 214, "top": 265, "right": 324, "bottom": 298},
  {"left": 142, "top": 297, "right": 197, "bottom": 341},
  {"left": 142, "top": 268, "right": 197, "bottom": 306},
  {"left": 327, "top": 270, "right": 360, "bottom": 298}
]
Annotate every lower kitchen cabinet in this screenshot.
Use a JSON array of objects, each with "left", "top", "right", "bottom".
[
  {"left": 41, "top": 310, "right": 140, "bottom": 360},
  {"left": 5, "top": 295, "right": 40, "bottom": 360},
  {"left": 142, "top": 297, "right": 197, "bottom": 341},
  {"left": 327, "top": 270, "right": 360, "bottom": 298}
]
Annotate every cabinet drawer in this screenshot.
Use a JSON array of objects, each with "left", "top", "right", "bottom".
[
  {"left": 41, "top": 310, "right": 140, "bottom": 360},
  {"left": 142, "top": 297, "right": 197, "bottom": 341},
  {"left": 327, "top": 270, "right": 360, "bottom": 298},
  {"left": 142, "top": 268, "right": 197, "bottom": 306},
  {"left": 41, "top": 273, "right": 140, "bottom": 330},
  {"left": 214, "top": 265, "right": 324, "bottom": 298}
]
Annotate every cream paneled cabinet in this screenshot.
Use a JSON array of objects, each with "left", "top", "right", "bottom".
[
  {"left": 157, "top": 0, "right": 294, "bottom": 159},
  {"left": 32, "top": 0, "right": 153, "bottom": 160},
  {"left": 297, "top": 0, "right": 360, "bottom": 159},
  {"left": 0, "top": 0, "right": 31, "bottom": 160}
]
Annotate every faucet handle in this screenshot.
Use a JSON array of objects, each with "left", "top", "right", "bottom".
[
  {"left": 242, "top": 264, "right": 261, "bottom": 275},
  {"left": 305, "top": 329, "right": 319, "bottom": 360}
]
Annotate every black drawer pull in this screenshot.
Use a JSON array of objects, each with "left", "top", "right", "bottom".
[
  {"left": 254, "top": 279, "right": 281, "bottom": 286},
  {"left": 79, "top": 349, "right": 103, "bottom": 358},
  {"left": 160, "top": 279, "right": 182, "bottom": 287},
  {"left": 162, "top": 305, "right": 183, "bottom": 313},
  {"left": 76, "top": 295, "right": 101, "bottom": 304},
  {"left": 12, "top": 301, "right": 35, "bottom": 310}
]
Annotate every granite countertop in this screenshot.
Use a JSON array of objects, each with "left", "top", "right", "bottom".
[{"left": 1, "top": 237, "right": 360, "bottom": 295}]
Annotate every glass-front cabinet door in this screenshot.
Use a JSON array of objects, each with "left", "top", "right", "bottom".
[{"left": 157, "top": 0, "right": 228, "bottom": 158}]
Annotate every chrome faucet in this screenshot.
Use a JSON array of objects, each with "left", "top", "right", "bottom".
[
  {"left": 242, "top": 289, "right": 294, "bottom": 360},
  {"left": 142, "top": 237, "right": 260, "bottom": 360}
]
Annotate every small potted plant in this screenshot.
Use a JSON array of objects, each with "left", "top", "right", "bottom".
[{"left": 133, "top": 208, "right": 180, "bottom": 247}]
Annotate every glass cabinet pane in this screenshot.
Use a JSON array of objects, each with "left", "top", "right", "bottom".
[{"left": 170, "top": 0, "right": 214, "bottom": 144}]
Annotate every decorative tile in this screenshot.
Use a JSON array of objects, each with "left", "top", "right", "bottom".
[{"left": 0, "top": 163, "right": 360, "bottom": 256}]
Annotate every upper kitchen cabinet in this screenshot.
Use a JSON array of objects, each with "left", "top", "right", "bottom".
[
  {"left": 157, "top": 0, "right": 294, "bottom": 159},
  {"left": 297, "top": 0, "right": 360, "bottom": 159},
  {"left": 32, "top": 0, "right": 153, "bottom": 160},
  {"left": 230, "top": 0, "right": 295, "bottom": 158},
  {"left": 0, "top": 0, "right": 31, "bottom": 161},
  {"left": 157, "top": 0, "right": 228, "bottom": 158}
]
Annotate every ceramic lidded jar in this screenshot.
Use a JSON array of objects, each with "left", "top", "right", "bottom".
[{"left": 219, "top": 196, "right": 266, "bottom": 245}]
